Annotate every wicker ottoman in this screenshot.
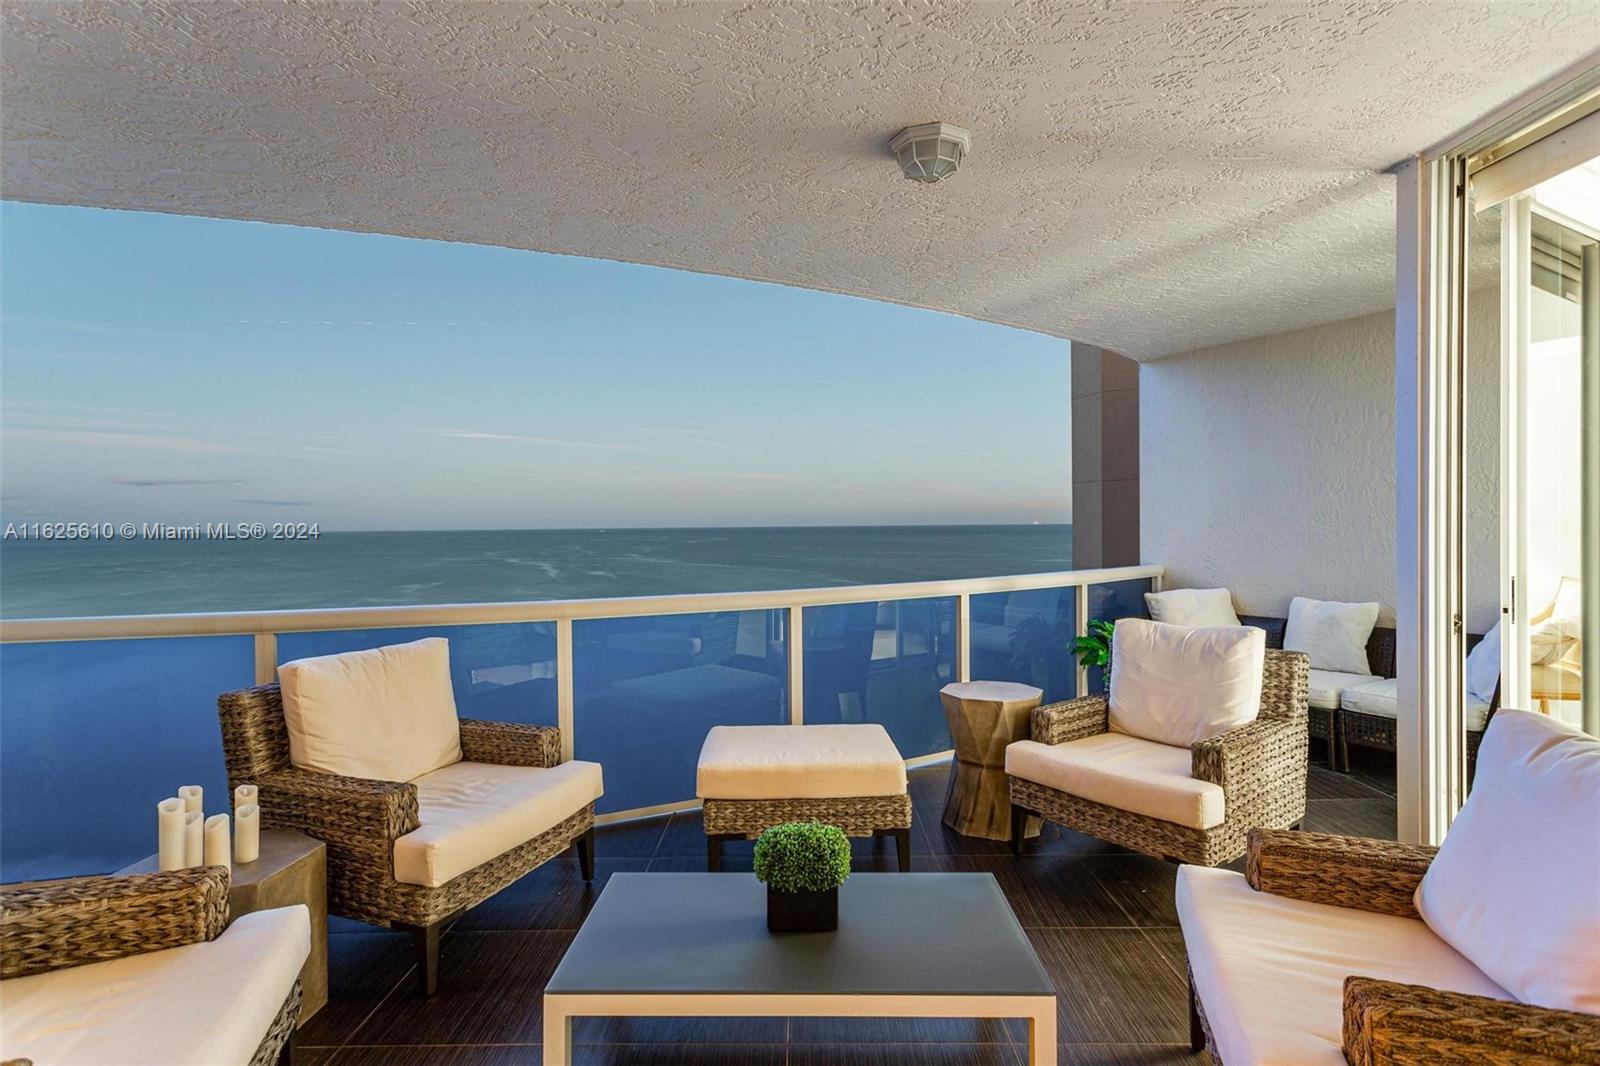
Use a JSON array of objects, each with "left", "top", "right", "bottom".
[{"left": 696, "top": 723, "right": 913, "bottom": 871}]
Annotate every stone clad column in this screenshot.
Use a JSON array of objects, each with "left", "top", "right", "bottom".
[{"left": 940, "top": 681, "right": 1044, "bottom": 840}]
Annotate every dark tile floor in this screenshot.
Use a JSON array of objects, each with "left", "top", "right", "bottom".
[{"left": 300, "top": 750, "right": 1397, "bottom": 1065}]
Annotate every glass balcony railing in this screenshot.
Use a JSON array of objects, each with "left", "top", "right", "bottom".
[{"left": 0, "top": 565, "right": 1161, "bottom": 879}]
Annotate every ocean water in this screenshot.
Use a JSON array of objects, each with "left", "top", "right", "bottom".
[{"left": 0, "top": 524, "right": 1072, "bottom": 619}]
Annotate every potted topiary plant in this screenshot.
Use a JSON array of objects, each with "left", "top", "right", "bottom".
[{"left": 753, "top": 821, "right": 851, "bottom": 933}]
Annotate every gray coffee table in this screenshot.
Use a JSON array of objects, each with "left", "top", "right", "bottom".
[{"left": 543, "top": 872, "right": 1057, "bottom": 1064}]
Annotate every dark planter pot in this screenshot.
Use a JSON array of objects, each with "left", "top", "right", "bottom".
[{"left": 766, "top": 885, "right": 838, "bottom": 933}]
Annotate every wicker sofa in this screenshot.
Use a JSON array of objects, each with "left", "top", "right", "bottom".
[
  {"left": 1007, "top": 646, "right": 1310, "bottom": 866},
  {"left": 0, "top": 867, "right": 306, "bottom": 1066},
  {"left": 1243, "top": 615, "right": 1499, "bottom": 775},
  {"left": 219, "top": 683, "right": 597, "bottom": 996},
  {"left": 1182, "top": 828, "right": 1600, "bottom": 1064},
  {"left": 1239, "top": 614, "right": 1395, "bottom": 771},
  {"left": 1338, "top": 631, "right": 1499, "bottom": 778}
]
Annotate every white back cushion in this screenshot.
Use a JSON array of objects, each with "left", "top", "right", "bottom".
[
  {"left": 1144, "top": 588, "right": 1241, "bottom": 628},
  {"left": 1108, "top": 619, "right": 1265, "bottom": 748},
  {"left": 1415, "top": 709, "right": 1600, "bottom": 1014},
  {"left": 279, "top": 637, "right": 463, "bottom": 782},
  {"left": 1283, "top": 596, "right": 1380, "bottom": 674}
]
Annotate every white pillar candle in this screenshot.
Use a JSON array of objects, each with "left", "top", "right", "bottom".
[
  {"left": 203, "top": 814, "right": 231, "bottom": 874},
  {"left": 234, "top": 783, "right": 258, "bottom": 811},
  {"left": 157, "top": 797, "right": 186, "bottom": 872},
  {"left": 183, "top": 811, "right": 204, "bottom": 866},
  {"left": 235, "top": 803, "right": 260, "bottom": 864},
  {"left": 179, "top": 785, "right": 203, "bottom": 815}
]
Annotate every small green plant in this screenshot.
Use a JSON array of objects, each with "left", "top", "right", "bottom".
[
  {"left": 1071, "top": 619, "right": 1117, "bottom": 669},
  {"left": 753, "top": 822, "right": 852, "bottom": 894}
]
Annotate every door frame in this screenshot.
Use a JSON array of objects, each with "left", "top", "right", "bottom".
[{"left": 1395, "top": 63, "right": 1600, "bottom": 844}]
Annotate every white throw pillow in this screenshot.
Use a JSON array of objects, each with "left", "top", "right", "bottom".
[
  {"left": 279, "top": 637, "right": 463, "bottom": 783},
  {"left": 1415, "top": 709, "right": 1600, "bottom": 1014},
  {"left": 1283, "top": 596, "right": 1380, "bottom": 674},
  {"left": 1108, "top": 619, "right": 1265, "bottom": 748},
  {"left": 1465, "top": 620, "right": 1502, "bottom": 706},
  {"left": 1144, "top": 588, "right": 1241, "bottom": 628}
]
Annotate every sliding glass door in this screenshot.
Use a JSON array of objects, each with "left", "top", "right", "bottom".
[{"left": 1469, "top": 154, "right": 1599, "bottom": 770}]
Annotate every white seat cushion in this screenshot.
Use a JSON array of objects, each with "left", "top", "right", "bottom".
[
  {"left": 1005, "top": 733, "right": 1224, "bottom": 829},
  {"left": 1284, "top": 596, "right": 1381, "bottom": 674},
  {"left": 1306, "top": 668, "right": 1381, "bottom": 710},
  {"left": 1178, "top": 866, "right": 1510, "bottom": 1066},
  {"left": 0, "top": 905, "right": 310, "bottom": 1066},
  {"left": 1340, "top": 677, "right": 1492, "bottom": 732},
  {"left": 1144, "top": 587, "right": 1241, "bottom": 628},
  {"left": 393, "top": 760, "right": 604, "bottom": 887},
  {"left": 696, "top": 724, "right": 907, "bottom": 800},
  {"left": 1108, "top": 619, "right": 1264, "bottom": 747},
  {"left": 278, "top": 637, "right": 463, "bottom": 783},
  {"left": 1416, "top": 709, "right": 1600, "bottom": 1014}
]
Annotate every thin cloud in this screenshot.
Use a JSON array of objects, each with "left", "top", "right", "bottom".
[
  {"left": 4, "top": 425, "right": 363, "bottom": 458},
  {"left": 110, "top": 477, "right": 246, "bottom": 488},
  {"left": 438, "top": 429, "right": 655, "bottom": 454},
  {"left": 636, "top": 428, "right": 758, "bottom": 455},
  {"left": 5, "top": 429, "right": 247, "bottom": 455}
]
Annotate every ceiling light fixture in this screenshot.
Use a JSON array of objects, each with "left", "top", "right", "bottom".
[{"left": 889, "top": 122, "right": 971, "bottom": 184}]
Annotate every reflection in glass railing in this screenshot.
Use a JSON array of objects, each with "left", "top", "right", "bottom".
[
  {"left": 279, "top": 623, "right": 558, "bottom": 728},
  {"left": 0, "top": 636, "right": 254, "bottom": 879},
  {"left": 969, "top": 587, "right": 1078, "bottom": 703},
  {"left": 803, "top": 597, "right": 956, "bottom": 758},
  {"left": 573, "top": 610, "right": 787, "bottom": 813}
]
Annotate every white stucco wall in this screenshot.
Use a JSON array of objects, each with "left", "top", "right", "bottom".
[{"left": 1141, "top": 308, "right": 1501, "bottom": 631}]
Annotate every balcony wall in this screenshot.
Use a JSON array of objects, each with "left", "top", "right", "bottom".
[
  {"left": 0, "top": 566, "right": 1160, "bottom": 880},
  {"left": 1139, "top": 307, "right": 1500, "bottom": 633}
]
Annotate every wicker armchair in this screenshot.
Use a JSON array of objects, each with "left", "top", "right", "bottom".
[
  {"left": 218, "top": 684, "right": 596, "bottom": 996},
  {"left": 0, "top": 868, "right": 303, "bottom": 1066},
  {"left": 1008, "top": 648, "right": 1309, "bottom": 866},
  {"left": 1184, "top": 829, "right": 1600, "bottom": 1064}
]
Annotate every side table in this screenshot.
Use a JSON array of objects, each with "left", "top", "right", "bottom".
[
  {"left": 940, "top": 681, "right": 1045, "bottom": 840},
  {"left": 116, "top": 828, "right": 328, "bottom": 1022}
]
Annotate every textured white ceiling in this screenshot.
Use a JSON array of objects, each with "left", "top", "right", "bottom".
[{"left": 3, "top": 2, "right": 1598, "bottom": 359}]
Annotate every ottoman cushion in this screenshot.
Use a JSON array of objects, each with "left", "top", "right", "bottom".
[{"left": 697, "top": 724, "right": 907, "bottom": 800}]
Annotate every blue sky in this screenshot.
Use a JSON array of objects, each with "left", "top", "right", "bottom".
[{"left": 1, "top": 203, "right": 1070, "bottom": 529}]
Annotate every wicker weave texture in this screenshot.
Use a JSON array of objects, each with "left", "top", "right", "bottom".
[
  {"left": 1030, "top": 694, "right": 1109, "bottom": 746},
  {"left": 703, "top": 795, "right": 912, "bottom": 839},
  {"left": 1307, "top": 705, "right": 1336, "bottom": 749},
  {"left": 218, "top": 682, "right": 593, "bottom": 931},
  {"left": 1343, "top": 976, "right": 1600, "bottom": 1065},
  {"left": 249, "top": 980, "right": 303, "bottom": 1066},
  {"left": 0, "top": 867, "right": 228, "bottom": 980},
  {"left": 1013, "top": 649, "right": 1308, "bottom": 866},
  {"left": 1189, "top": 964, "right": 1222, "bottom": 1064},
  {"left": 1245, "top": 828, "right": 1435, "bottom": 918},
  {"left": 1011, "top": 776, "right": 1232, "bottom": 864},
  {"left": 459, "top": 718, "right": 560, "bottom": 767}
]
